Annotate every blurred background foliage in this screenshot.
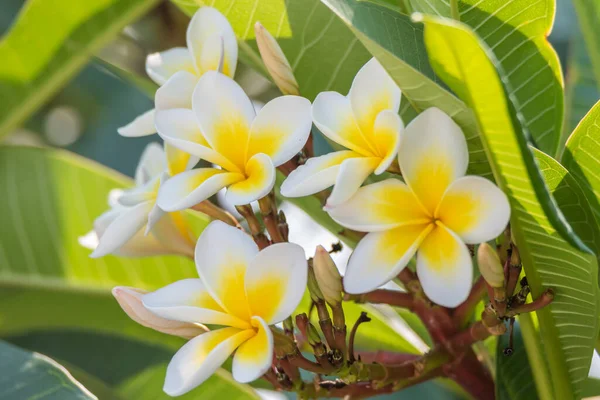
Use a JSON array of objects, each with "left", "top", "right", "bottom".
[{"left": 0, "top": 0, "right": 599, "bottom": 399}]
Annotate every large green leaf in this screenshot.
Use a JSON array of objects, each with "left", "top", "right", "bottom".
[
  {"left": 321, "top": 0, "right": 492, "bottom": 179},
  {"left": 495, "top": 323, "right": 538, "bottom": 400},
  {"left": 172, "top": 0, "right": 372, "bottom": 101},
  {"left": 0, "top": 340, "right": 96, "bottom": 399},
  {"left": 0, "top": 0, "right": 159, "bottom": 139},
  {"left": 417, "top": 15, "right": 598, "bottom": 398},
  {"left": 572, "top": 0, "right": 600, "bottom": 91},
  {"left": 408, "top": 0, "right": 563, "bottom": 155}
]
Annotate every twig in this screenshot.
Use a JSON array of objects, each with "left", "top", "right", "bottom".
[
  {"left": 348, "top": 312, "right": 371, "bottom": 363},
  {"left": 453, "top": 276, "right": 487, "bottom": 327},
  {"left": 258, "top": 191, "right": 284, "bottom": 243},
  {"left": 507, "top": 288, "right": 554, "bottom": 316},
  {"left": 346, "top": 290, "right": 414, "bottom": 310},
  {"left": 235, "top": 205, "right": 270, "bottom": 249},
  {"left": 192, "top": 201, "right": 242, "bottom": 230}
]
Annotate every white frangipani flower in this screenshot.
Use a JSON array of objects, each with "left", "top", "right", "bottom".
[
  {"left": 136, "top": 221, "right": 307, "bottom": 396},
  {"left": 90, "top": 143, "right": 196, "bottom": 258},
  {"left": 280, "top": 58, "right": 403, "bottom": 207},
  {"left": 156, "top": 71, "right": 312, "bottom": 209},
  {"left": 327, "top": 108, "right": 510, "bottom": 307},
  {"left": 117, "top": 6, "right": 237, "bottom": 139}
]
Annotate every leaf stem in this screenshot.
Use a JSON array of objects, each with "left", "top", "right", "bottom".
[{"left": 450, "top": 0, "right": 460, "bottom": 21}]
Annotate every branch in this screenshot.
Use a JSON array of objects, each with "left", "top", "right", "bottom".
[
  {"left": 453, "top": 276, "right": 487, "bottom": 327},
  {"left": 346, "top": 289, "right": 414, "bottom": 310},
  {"left": 191, "top": 201, "right": 242, "bottom": 230}
]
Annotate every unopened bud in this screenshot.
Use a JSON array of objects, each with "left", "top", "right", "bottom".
[
  {"left": 477, "top": 243, "right": 505, "bottom": 288},
  {"left": 112, "top": 287, "right": 207, "bottom": 339},
  {"left": 307, "top": 323, "right": 322, "bottom": 346},
  {"left": 307, "top": 264, "right": 325, "bottom": 303},
  {"left": 254, "top": 21, "right": 299, "bottom": 95},
  {"left": 313, "top": 245, "right": 343, "bottom": 307}
]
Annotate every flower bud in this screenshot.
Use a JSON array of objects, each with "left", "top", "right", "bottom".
[
  {"left": 307, "top": 323, "right": 322, "bottom": 346},
  {"left": 112, "top": 286, "right": 207, "bottom": 339},
  {"left": 313, "top": 245, "right": 343, "bottom": 307},
  {"left": 307, "top": 265, "right": 325, "bottom": 303},
  {"left": 477, "top": 243, "right": 505, "bottom": 288},
  {"left": 254, "top": 21, "right": 299, "bottom": 95}
]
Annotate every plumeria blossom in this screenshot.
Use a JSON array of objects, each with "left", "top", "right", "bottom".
[
  {"left": 117, "top": 7, "right": 237, "bottom": 171},
  {"left": 155, "top": 71, "right": 312, "bottom": 209},
  {"left": 327, "top": 108, "right": 510, "bottom": 307},
  {"left": 280, "top": 57, "right": 403, "bottom": 207},
  {"left": 89, "top": 143, "right": 196, "bottom": 258},
  {"left": 136, "top": 221, "right": 307, "bottom": 396}
]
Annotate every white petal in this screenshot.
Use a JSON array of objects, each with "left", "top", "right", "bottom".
[
  {"left": 192, "top": 71, "right": 255, "bottom": 169},
  {"left": 164, "top": 327, "right": 254, "bottom": 396},
  {"left": 195, "top": 221, "right": 259, "bottom": 321},
  {"left": 279, "top": 151, "right": 360, "bottom": 198},
  {"left": 312, "top": 92, "right": 376, "bottom": 156},
  {"left": 157, "top": 168, "right": 244, "bottom": 212},
  {"left": 155, "top": 71, "right": 198, "bottom": 111},
  {"left": 146, "top": 47, "right": 196, "bottom": 85},
  {"left": 118, "top": 109, "right": 156, "bottom": 137},
  {"left": 165, "top": 143, "right": 200, "bottom": 177},
  {"left": 232, "top": 317, "right": 273, "bottom": 383},
  {"left": 155, "top": 108, "right": 240, "bottom": 172},
  {"left": 135, "top": 142, "right": 166, "bottom": 185},
  {"left": 373, "top": 110, "right": 403, "bottom": 174},
  {"left": 91, "top": 201, "right": 153, "bottom": 258},
  {"left": 399, "top": 107, "right": 468, "bottom": 214},
  {"left": 327, "top": 179, "right": 430, "bottom": 232},
  {"left": 113, "top": 286, "right": 207, "bottom": 339},
  {"left": 436, "top": 176, "right": 510, "bottom": 244},
  {"left": 325, "top": 157, "right": 379, "bottom": 207},
  {"left": 142, "top": 279, "right": 250, "bottom": 329},
  {"left": 343, "top": 224, "right": 433, "bottom": 294},
  {"left": 349, "top": 58, "right": 401, "bottom": 136},
  {"left": 245, "top": 243, "right": 307, "bottom": 324},
  {"left": 417, "top": 224, "right": 472, "bottom": 307},
  {"left": 150, "top": 211, "right": 196, "bottom": 258},
  {"left": 146, "top": 202, "right": 166, "bottom": 235},
  {"left": 247, "top": 96, "right": 312, "bottom": 166},
  {"left": 186, "top": 7, "right": 238, "bottom": 77},
  {"left": 225, "top": 153, "right": 276, "bottom": 206}
]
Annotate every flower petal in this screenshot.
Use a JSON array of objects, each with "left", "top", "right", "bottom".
[
  {"left": 195, "top": 221, "right": 259, "bottom": 321},
  {"left": 327, "top": 179, "right": 431, "bottom": 232},
  {"left": 436, "top": 176, "right": 510, "bottom": 244},
  {"left": 113, "top": 286, "right": 207, "bottom": 339},
  {"left": 343, "top": 224, "right": 433, "bottom": 294},
  {"left": 165, "top": 143, "right": 199, "bottom": 177},
  {"left": 146, "top": 47, "right": 196, "bottom": 85},
  {"left": 164, "top": 327, "right": 254, "bottom": 396},
  {"left": 417, "top": 224, "right": 472, "bottom": 307},
  {"left": 349, "top": 58, "right": 401, "bottom": 139},
  {"left": 186, "top": 7, "right": 238, "bottom": 77},
  {"left": 155, "top": 71, "right": 197, "bottom": 111},
  {"left": 135, "top": 142, "right": 166, "bottom": 185},
  {"left": 157, "top": 168, "right": 244, "bottom": 212},
  {"left": 151, "top": 211, "right": 196, "bottom": 258},
  {"left": 279, "top": 151, "right": 360, "bottom": 198},
  {"left": 155, "top": 108, "right": 239, "bottom": 172},
  {"left": 373, "top": 110, "right": 403, "bottom": 174},
  {"left": 312, "top": 92, "right": 377, "bottom": 156},
  {"left": 142, "top": 279, "right": 250, "bottom": 329},
  {"left": 192, "top": 71, "right": 255, "bottom": 169},
  {"left": 118, "top": 109, "right": 156, "bottom": 137},
  {"left": 232, "top": 316, "right": 273, "bottom": 383},
  {"left": 245, "top": 243, "right": 307, "bottom": 324},
  {"left": 91, "top": 201, "right": 153, "bottom": 258},
  {"left": 225, "top": 153, "right": 275, "bottom": 206},
  {"left": 399, "top": 107, "right": 468, "bottom": 214},
  {"left": 247, "top": 96, "right": 312, "bottom": 166},
  {"left": 325, "top": 156, "right": 380, "bottom": 207}
]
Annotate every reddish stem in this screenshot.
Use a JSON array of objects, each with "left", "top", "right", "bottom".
[{"left": 453, "top": 276, "right": 487, "bottom": 327}]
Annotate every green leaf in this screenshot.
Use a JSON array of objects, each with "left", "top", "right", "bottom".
[
  {"left": 0, "top": 0, "right": 160, "bottom": 139},
  {"left": 572, "top": 0, "right": 600, "bottom": 91},
  {"left": 562, "top": 100, "right": 600, "bottom": 236},
  {"left": 408, "top": 0, "right": 563, "bottom": 155},
  {"left": 172, "top": 0, "right": 372, "bottom": 101},
  {"left": 0, "top": 340, "right": 96, "bottom": 399},
  {"left": 417, "top": 15, "right": 598, "bottom": 398},
  {"left": 321, "top": 0, "right": 493, "bottom": 179}
]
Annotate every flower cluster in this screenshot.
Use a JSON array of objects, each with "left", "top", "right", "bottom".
[{"left": 91, "top": 6, "right": 512, "bottom": 397}]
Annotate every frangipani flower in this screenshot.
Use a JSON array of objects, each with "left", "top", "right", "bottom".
[
  {"left": 137, "top": 221, "right": 307, "bottom": 396},
  {"left": 90, "top": 143, "right": 196, "bottom": 258},
  {"left": 117, "top": 6, "right": 237, "bottom": 139},
  {"left": 156, "top": 71, "right": 312, "bottom": 209},
  {"left": 328, "top": 108, "right": 510, "bottom": 307},
  {"left": 280, "top": 58, "right": 403, "bottom": 207}
]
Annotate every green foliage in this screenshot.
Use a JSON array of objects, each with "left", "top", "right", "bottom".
[
  {"left": 495, "top": 323, "right": 537, "bottom": 400},
  {"left": 572, "top": 0, "right": 600, "bottom": 90},
  {"left": 417, "top": 15, "right": 598, "bottom": 398},
  {"left": 0, "top": 340, "right": 96, "bottom": 399},
  {"left": 0, "top": 0, "right": 160, "bottom": 139}
]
